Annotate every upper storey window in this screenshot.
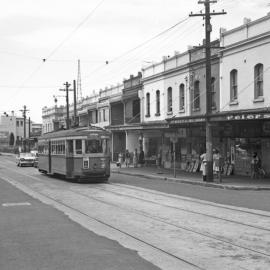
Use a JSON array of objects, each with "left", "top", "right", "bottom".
[
  {"left": 146, "top": 93, "right": 150, "bottom": 117},
  {"left": 179, "top": 84, "right": 185, "bottom": 110},
  {"left": 254, "top": 63, "right": 263, "bottom": 99},
  {"left": 193, "top": 80, "right": 200, "bottom": 110},
  {"left": 167, "top": 87, "right": 172, "bottom": 113},
  {"left": 230, "top": 69, "right": 238, "bottom": 102}
]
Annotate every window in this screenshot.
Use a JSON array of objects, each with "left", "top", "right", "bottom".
[
  {"left": 85, "top": 139, "right": 102, "bottom": 153},
  {"left": 132, "top": 99, "right": 140, "bottom": 117},
  {"left": 211, "top": 77, "right": 216, "bottom": 108},
  {"left": 193, "top": 80, "right": 200, "bottom": 110},
  {"left": 16, "top": 121, "right": 19, "bottom": 127},
  {"left": 67, "top": 140, "right": 73, "bottom": 155},
  {"left": 156, "top": 90, "right": 160, "bottom": 115},
  {"left": 254, "top": 63, "right": 263, "bottom": 99},
  {"left": 179, "top": 84, "right": 185, "bottom": 110},
  {"left": 230, "top": 69, "right": 238, "bottom": 101},
  {"left": 98, "top": 111, "right": 102, "bottom": 122},
  {"left": 20, "top": 121, "right": 23, "bottom": 126},
  {"left": 167, "top": 87, "right": 172, "bottom": 112},
  {"left": 146, "top": 93, "right": 150, "bottom": 117},
  {"left": 75, "top": 140, "right": 82, "bottom": 154}
]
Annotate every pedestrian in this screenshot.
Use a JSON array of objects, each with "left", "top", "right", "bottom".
[
  {"left": 213, "top": 149, "right": 220, "bottom": 177},
  {"left": 200, "top": 152, "right": 207, "bottom": 181},
  {"left": 117, "top": 152, "right": 123, "bottom": 168},
  {"left": 125, "top": 149, "right": 130, "bottom": 167},
  {"left": 156, "top": 150, "right": 162, "bottom": 169},
  {"left": 138, "top": 148, "right": 145, "bottom": 167},
  {"left": 251, "top": 152, "right": 260, "bottom": 179},
  {"left": 133, "top": 148, "right": 138, "bottom": 168}
]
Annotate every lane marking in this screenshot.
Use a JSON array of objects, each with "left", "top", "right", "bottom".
[{"left": 2, "top": 202, "right": 31, "bottom": 207}]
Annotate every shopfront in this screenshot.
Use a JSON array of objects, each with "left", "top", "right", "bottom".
[{"left": 211, "top": 111, "right": 270, "bottom": 176}]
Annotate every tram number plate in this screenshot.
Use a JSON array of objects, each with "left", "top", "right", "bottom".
[{"left": 83, "top": 158, "right": 89, "bottom": 169}]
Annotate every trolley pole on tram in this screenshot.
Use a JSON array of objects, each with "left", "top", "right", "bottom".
[
  {"left": 190, "top": 0, "right": 226, "bottom": 182},
  {"left": 60, "top": 82, "right": 72, "bottom": 130}
]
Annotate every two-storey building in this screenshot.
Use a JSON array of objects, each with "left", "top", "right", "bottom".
[{"left": 213, "top": 14, "right": 270, "bottom": 176}]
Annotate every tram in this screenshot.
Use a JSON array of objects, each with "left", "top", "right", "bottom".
[{"left": 37, "top": 126, "right": 111, "bottom": 182}]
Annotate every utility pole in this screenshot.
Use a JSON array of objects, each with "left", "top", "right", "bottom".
[
  {"left": 28, "top": 117, "right": 31, "bottom": 151},
  {"left": 190, "top": 0, "right": 226, "bottom": 182},
  {"left": 20, "top": 105, "right": 29, "bottom": 152},
  {"left": 73, "top": 79, "right": 77, "bottom": 127},
  {"left": 59, "top": 82, "right": 72, "bottom": 130}
]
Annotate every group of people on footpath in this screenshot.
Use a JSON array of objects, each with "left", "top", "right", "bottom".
[
  {"left": 200, "top": 150, "right": 265, "bottom": 181},
  {"left": 117, "top": 148, "right": 145, "bottom": 168}
]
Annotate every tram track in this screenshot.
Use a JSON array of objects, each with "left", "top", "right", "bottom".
[
  {"left": 0, "top": 173, "right": 205, "bottom": 270},
  {"left": 92, "top": 183, "right": 270, "bottom": 232},
  {"left": 1, "top": 160, "right": 270, "bottom": 269},
  {"left": 71, "top": 186, "right": 270, "bottom": 258}
]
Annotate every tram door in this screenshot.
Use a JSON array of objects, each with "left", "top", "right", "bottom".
[
  {"left": 66, "top": 140, "right": 74, "bottom": 178},
  {"left": 48, "top": 140, "right": 52, "bottom": 174}
]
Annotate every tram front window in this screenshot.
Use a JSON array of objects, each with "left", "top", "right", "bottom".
[{"left": 85, "top": 139, "right": 102, "bottom": 153}]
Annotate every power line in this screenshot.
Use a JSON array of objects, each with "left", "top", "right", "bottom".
[{"left": 43, "top": 0, "right": 107, "bottom": 62}]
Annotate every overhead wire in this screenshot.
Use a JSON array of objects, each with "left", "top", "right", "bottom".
[
  {"left": 4, "top": 0, "right": 107, "bottom": 106},
  {"left": 84, "top": 18, "right": 202, "bottom": 90}
]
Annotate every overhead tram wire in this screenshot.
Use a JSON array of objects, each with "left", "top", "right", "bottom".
[
  {"left": 5, "top": 0, "right": 106, "bottom": 105},
  {"left": 86, "top": 20, "right": 202, "bottom": 89},
  {"left": 43, "top": 0, "right": 106, "bottom": 62},
  {"left": 83, "top": 16, "right": 191, "bottom": 79},
  {"left": 83, "top": 18, "right": 202, "bottom": 87}
]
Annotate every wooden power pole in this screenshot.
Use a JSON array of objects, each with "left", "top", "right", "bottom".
[
  {"left": 60, "top": 82, "right": 72, "bottom": 130},
  {"left": 190, "top": 0, "right": 226, "bottom": 182}
]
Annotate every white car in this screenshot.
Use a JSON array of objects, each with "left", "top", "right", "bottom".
[{"left": 16, "top": 152, "right": 35, "bottom": 167}]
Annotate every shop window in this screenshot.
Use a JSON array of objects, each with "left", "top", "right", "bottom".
[
  {"left": 156, "top": 90, "right": 160, "bottom": 115},
  {"left": 167, "top": 87, "right": 172, "bottom": 113},
  {"left": 146, "top": 93, "right": 150, "bottom": 117},
  {"left": 193, "top": 80, "right": 200, "bottom": 110},
  {"left": 211, "top": 77, "right": 216, "bottom": 109},
  {"left": 179, "top": 84, "right": 185, "bottom": 110},
  {"left": 230, "top": 69, "right": 238, "bottom": 102},
  {"left": 254, "top": 63, "right": 263, "bottom": 99}
]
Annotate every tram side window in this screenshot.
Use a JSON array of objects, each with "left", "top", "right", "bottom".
[
  {"left": 75, "top": 140, "right": 82, "bottom": 154},
  {"left": 67, "top": 140, "right": 73, "bottom": 155},
  {"left": 85, "top": 139, "right": 102, "bottom": 153}
]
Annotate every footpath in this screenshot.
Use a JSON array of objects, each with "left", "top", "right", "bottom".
[{"left": 111, "top": 163, "right": 270, "bottom": 191}]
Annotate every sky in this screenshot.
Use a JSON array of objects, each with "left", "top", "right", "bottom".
[{"left": 1, "top": 0, "right": 270, "bottom": 123}]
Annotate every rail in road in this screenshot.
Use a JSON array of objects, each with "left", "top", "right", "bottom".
[{"left": 0, "top": 157, "right": 270, "bottom": 270}]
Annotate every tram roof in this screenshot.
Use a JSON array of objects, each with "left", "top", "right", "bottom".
[{"left": 40, "top": 126, "right": 110, "bottom": 140}]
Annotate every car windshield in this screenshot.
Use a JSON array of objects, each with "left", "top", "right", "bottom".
[{"left": 20, "top": 153, "right": 33, "bottom": 157}]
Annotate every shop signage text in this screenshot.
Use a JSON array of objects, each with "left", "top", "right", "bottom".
[{"left": 227, "top": 113, "right": 270, "bottom": 121}]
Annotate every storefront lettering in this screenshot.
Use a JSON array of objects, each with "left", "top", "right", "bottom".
[{"left": 227, "top": 113, "right": 270, "bottom": 121}]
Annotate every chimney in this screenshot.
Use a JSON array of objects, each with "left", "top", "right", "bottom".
[
  {"left": 220, "top": 27, "right": 227, "bottom": 34},
  {"left": 243, "top": 17, "right": 251, "bottom": 24}
]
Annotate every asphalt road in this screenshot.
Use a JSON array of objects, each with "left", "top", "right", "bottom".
[
  {"left": 1, "top": 155, "right": 270, "bottom": 270},
  {"left": 0, "top": 160, "right": 160, "bottom": 270}
]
